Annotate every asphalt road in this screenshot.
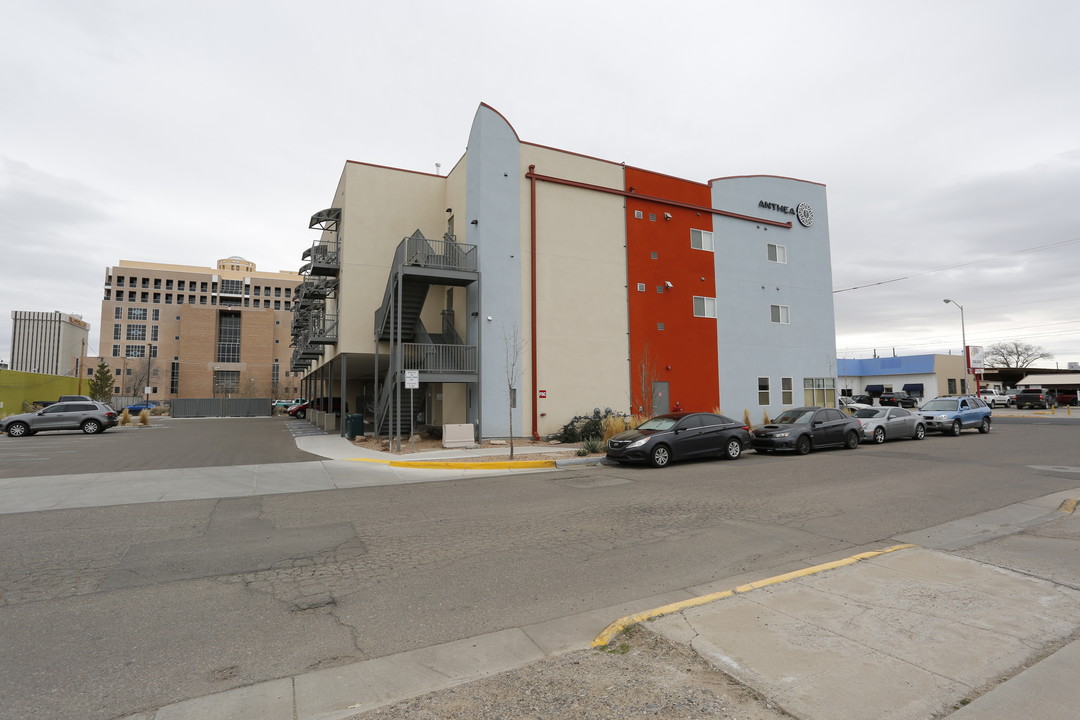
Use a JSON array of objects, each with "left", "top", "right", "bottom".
[
  {"left": 0, "top": 417, "right": 1078, "bottom": 719},
  {"left": 0, "top": 416, "right": 324, "bottom": 478}
]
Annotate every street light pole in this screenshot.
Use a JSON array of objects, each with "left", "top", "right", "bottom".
[{"left": 943, "top": 299, "right": 969, "bottom": 392}]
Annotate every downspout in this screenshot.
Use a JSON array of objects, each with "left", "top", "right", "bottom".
[{"left": 529, "top": 164, "right": 540, "bottom": 440}]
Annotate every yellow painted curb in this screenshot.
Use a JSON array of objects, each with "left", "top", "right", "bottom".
[
  {"left": 346, "top": 457, "right": 556, "bottom": 470},
  {"left": 1058, "top": 498, "right": 1079, "bottom": 514},
  {"left": 591, "top": 543, "right": 917, "bottom": 648}
]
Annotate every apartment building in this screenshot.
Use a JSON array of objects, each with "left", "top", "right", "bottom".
[
  {"left": 9, "top": 310, "right": 90, "bottom": 375},
  {"left": 84, "top": 257, "right": 302, "bottom": 401},
  {"left": 293, "top": 104, "right": 836, "bottom": 438}
]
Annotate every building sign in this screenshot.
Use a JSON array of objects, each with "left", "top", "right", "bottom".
[
  {"left": 967, "top": 345, "right": 984, "bottom": 370},
  {"left": 538, "top": 389, "right": 547, "bottom": 398},
  {"left": 758, "top": 200, "right": 815, "bottom": 227}
]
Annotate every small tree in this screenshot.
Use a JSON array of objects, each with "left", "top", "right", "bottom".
[
  {"left": 503, "top": 327, "right": 526, "bottom": 459},
  {"left": 88, "top": 360, "right": 114, "bottom": 403},
  {"left": 983, "top": 341, "right": 1053, "bottom": 369}
]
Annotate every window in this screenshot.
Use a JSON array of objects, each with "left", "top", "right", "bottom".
[
  {"left": 284, "top": 288, "right": 291, "bottom": 298},
  {"left": 637, "top": 283, "right": 646, "bottom": 292},
  {"left": 151, "top": 326, "right": 159, "bottom": 341},
  {"left": 165, "top": 294, "right": 173, "bottom": 304},
  {"left": 152, "top": 309, "right": 159, "bottom": 321},
  {"left": 770, "top": 304, "right": 790, "bottom": 324},
  {"left": 758, "top": 377, "right": 770, "bottom": 405},
  {"left": 114, "top": 307, "right": 122, "bottom": 319},
  {"left": 177, "top": 295, "right": 184, "bottom": 304},
  {"left": 284, "top": 301, "right": 290, "bottom": 310},
  {"left": 153, "top": 279, "right": 161, "bottom": 289},
  {"left": 116, "top": 277, "right": 125, "bottom": 287},
  {"left": 768, "top": 244, "right": 787, "bottom": 263},
  {"left": 200, "top": 282, "right": 208, "bottom": 292},
  {"left": 140, "top": 292, "right": 148, "bottom": 303},
  {"left": 782, "top": 377, "right": 793, "bottom": 405},
  {"left": 171, "top": 361, "right": 180, "bottom": 394},
  {"left": 112, "top": 345, "right": 120, "bottom": 357},
  {"left": 213, "top": 370, "right": 240, "bottom": 396},
  {"left": 113, "top": 324, "right": 121, "bottom": 340},
  {"left": 690, "top": 229, "right": 714, "bottom": 252},
  {"left": 166, "top": 279, "right": 173, "bottom": 290},
  {"left": 141, "top": 278, "right": 149, "bottom": 288},
  {"left": 634, "top": 210, "right": 643, "bottom": 219},
  {"left": 126, "top": 324, "right": 146, "bottom": 341},
  {"left": 803, "top": 377, "right": 837, "bottom": 406},
  {"left": 253, "top": 285, "right": 260, "bottom": 295},
  {"left": 274, "top": 287, "right": 282, "bottom": 297},
  {"left": 152, "top": 293, "right": 160, "bottom": 303},
  {"left": 656, "top": 285, "right": 664, "bottom": 294},
  {"left": 149, "top": 345, "right": 158, "bottom": 358},
  {"left": 128, "top": 307, "right": 147, "bottom": 320},
  {"left": 648, "top": 213, "right": 656, "bottom": 222},
  {"left": 948, "top": 378, "right": 957, "bottom": 394},
  {"left": 115, "top": 369, "right": 121, "bottom": 376},
  {"left": 200, "top": 296, "right": 207, "bottom": 304},
  {"left": 657, "top": 322, "right": 664, "bottom": 331},
  {"left": 125, "top": 345, "right": 146, "bottom": 358},
  {"left": 177, "top": 280, "right": 185, "bottom": 291},
  {"left": 274, "top": 300, "right": 281, "bottom": 310},
  {"left": 221, "top": 279, "right": 243, "bottom": 295},
  {"left": 217, "top": 311, "right": 241, "bottom": 362},
  {"left": 693, "top": 296, "right": 717, "bottom": 318},
  {"left": 650, "top": 251, "right": 658, "bottom": 260}
]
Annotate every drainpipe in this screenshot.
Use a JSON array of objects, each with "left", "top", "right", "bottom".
[{"left": 529, "top": 164, "right": 540, "bottom": 440}]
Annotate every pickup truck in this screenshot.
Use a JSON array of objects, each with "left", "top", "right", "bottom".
[
  {"left": 1014, "top": 388, "right": 1056, "bottom": 409},
  {"left": 978, "top": 390, "right": 1009, "bottom": 408},
  {"left": 272, "top": 397, "right": 307, "bottom": 409}
]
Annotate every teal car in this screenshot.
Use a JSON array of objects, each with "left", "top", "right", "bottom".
[{"left": 917, "top": 396, "right": 992, "bottom": 436}]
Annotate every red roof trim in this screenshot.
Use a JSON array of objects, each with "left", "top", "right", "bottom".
[{"left": 478, "top": 102, "right": 521, "bottom": 142}]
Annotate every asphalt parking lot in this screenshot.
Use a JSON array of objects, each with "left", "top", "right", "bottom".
[{"left": 0, "top": 417, "right": 326, "bottom": 479}]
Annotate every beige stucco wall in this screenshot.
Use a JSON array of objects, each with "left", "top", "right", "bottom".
[{"left": 519, "top": 145, "right": 630, "bottom": 435}]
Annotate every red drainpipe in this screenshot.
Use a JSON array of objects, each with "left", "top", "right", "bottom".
[{"left": 529, "top": 164, "right": 540, "bottom": 439}]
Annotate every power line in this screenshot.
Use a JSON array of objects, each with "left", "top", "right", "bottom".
[{"left": 833, "top": 236, "right": 1080, "bottom": 294}]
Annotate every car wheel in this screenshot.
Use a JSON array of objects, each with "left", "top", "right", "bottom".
[
  {"left": 872, "top": 427, "right": 886, "bottom": 444},
  {"left": 81, "top": 419, "right": 102, "bottom": 434},
  {"left": 948, "top": 420, "right": 962, "bottom": 436},
  {"left": 795, "top": 435, "right": 812, "bottom": 455},
  {"left": 913, "top": 423, "right": 926, "bottom": 440},
  {"left": 722, "top": 438, "right": 742, "bottom": 460},
  {"left": 650, "top": 444, "right": 672, "bottom": 468},
  {"left": 978, "top": 417, "right": 991, "bottom": 434},
  {"left": 844, "top": 430, "right": 860, "bottom": 449},
  {"left": 295, "top": 409, "right": 306, "bottom": 419},
  {"left": 5, "top": 422, "right": 30, "bottom": 437}
]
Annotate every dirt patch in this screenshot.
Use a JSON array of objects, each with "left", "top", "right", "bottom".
[{"left": 350, "top": 626, "right": 791, "bottom": 719}]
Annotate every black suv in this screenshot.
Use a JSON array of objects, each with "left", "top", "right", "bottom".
[{"left": 878, "top": 391, "right": 918, "bottom": 408}]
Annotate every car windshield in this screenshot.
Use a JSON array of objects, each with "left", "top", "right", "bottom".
[
  {"left": 637, "top": 417, "right": 678, "bottom": 431},
  {"left": 773, "top": 409, "right": 816, "bottom": 425},
  {"left": 854, "top": 408, "right": 888, "bottom": 418},
  {"left": 921, "top": 399, "right": 957, "bottom": 411}
]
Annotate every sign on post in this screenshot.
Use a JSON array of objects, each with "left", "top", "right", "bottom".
[{"left": 404, "top": 370, "right": 419, "bottom": 389}]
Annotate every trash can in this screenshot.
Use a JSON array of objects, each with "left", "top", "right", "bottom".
[{"left": 345, "top": 413, "right": 365, "bottom": 440}]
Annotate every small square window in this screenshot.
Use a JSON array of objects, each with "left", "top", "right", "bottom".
[
  {"left": 657, "top": 322, "right": 664, "bottom": 331},
  {"left": 634, "top": 210, "right": 643, "bottom": 219},
  {"left": 691, "top": 229, "right": 714, "bottom": 252},
  {"left": 637, "top": 283, "right": 646, "bottom": 292},
  {"left": 649, "top": 213, "right": 656, "bottom": 222},
  {"left": 656, "top": 285, "right": 664, "bottom": 294},
  {"left": 768, "top": 243, "right": 787, "bottom": 263},
  {"left": 770, "top": 304, "right": 791, "bottom": 324},
  {"left": 650, "top": 251, "right": 658, "bottom": 260},
  {"left": 693, "top": 296, "right": 717, "bottom": 318},
  {"left": 758, "top": 377, "right": 770, "bottom": 405}
]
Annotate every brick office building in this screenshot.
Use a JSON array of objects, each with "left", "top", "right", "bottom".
[{"left": 83, "top": 257, "right": 302, "bottom": 402}]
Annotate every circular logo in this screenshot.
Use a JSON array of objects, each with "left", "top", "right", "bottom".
[{"left": 796, "top": 203, "right": 814, "bottom": 227}]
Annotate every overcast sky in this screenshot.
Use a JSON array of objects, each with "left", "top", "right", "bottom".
[{"left": 3, "top": 0, "right": 1078, "bottom": 369}]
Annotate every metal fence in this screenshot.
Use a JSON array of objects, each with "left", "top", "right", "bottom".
[{"left": 169, "top": 398, "right": 272, "bottom": 418}]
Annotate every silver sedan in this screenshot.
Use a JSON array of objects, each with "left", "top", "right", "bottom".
[{"left": 853, "top": 407, "right": 926, "bottom": 444}]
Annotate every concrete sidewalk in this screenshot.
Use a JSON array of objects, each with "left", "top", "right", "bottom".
[{"left": 118, "top": 487, "right": 1080, "bottom": 720}]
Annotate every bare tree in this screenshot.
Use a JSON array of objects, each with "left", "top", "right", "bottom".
[
  {"left": 635, "top": 344, "right": 659, "bottom": 417},
  {"left": 983, "top": 341, "right": 1053, "bottom": 368},
  {"left": 503, "top": 327, "right": 526, "bottom": 459}
]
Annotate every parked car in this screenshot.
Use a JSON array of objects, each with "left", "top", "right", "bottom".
[
  {"left": 853, "top": 407, "right": 926, "bottom": 443},
  {"left": 1, "top": 401, "right": 119, "bottom": 437},
  {"left": 839, "top": 396, "right": 873, "bottom": 413},
  {"left": 978, "top": 389, "right": 1009, "bottom": 408},
  {"left": 273, "top": 397, "right": 307, "bottom": 409},
  {"left": 850, "top": 395, "right": 875, "bottom": 405},
  {"left": 286, "top": 401, "right": 311, "bottom": 419},
  {"left": 1014, "top": 388, "right": 1056, "bottom": 410},
  {"left": 123, "top": 401, "right": 160, "bottom": 413},
  {"left": 606, "top": 412, "right": 751, "bottom": 468},
  {"left": 59, "top": 395, "right": 94, "bottom": 402},
  {"left": 917, "top": 396, "right": 991, "bottom": 435},
  {"left": 286, "top": 397, "right": 342, "bottom": 419},
  {"left": 878, "top": 391, "right": 919, "bottom": 408},
  {"left": 1003, "top": 388, "right": 1021, "bottom": 407},
  {"left": 751, "top": 407, "right": 862, "bottom": 455}
]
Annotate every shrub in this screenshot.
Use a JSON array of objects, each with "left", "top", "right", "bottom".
[
  {"left": 119, "top": 409, "right": 132, "bottom": 426},
  {"left": 139, "top": 409, "right": 150, "bottom": 425},
  {"left": 581, "top": 436, "right": 605, "bottom": 454}
]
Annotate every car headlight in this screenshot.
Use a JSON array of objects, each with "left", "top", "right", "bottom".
[
  {"left": 627, "top": 438, "right": 648, "bottom": 449},
  {"left": 935, "top": 414, "right": 949, "bottom": 421},
  {"left": 772, "top": 431, "right": 790, "bottom": 438}
]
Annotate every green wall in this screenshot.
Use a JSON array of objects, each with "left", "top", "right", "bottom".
[{"left": 0, "top": 369, "right": 82, "bottom": 418}]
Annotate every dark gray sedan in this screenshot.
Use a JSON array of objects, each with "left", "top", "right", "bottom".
[
  {"left": 606, "top": 412, "right": 751, "bottom": 468},
  {"left": 751, "top": 406, "right": 862, "bottom": 455}
]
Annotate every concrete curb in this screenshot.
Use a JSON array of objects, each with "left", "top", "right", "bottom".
[{"left": 591, "top": 543, "right": 917, "bottom": 647}]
